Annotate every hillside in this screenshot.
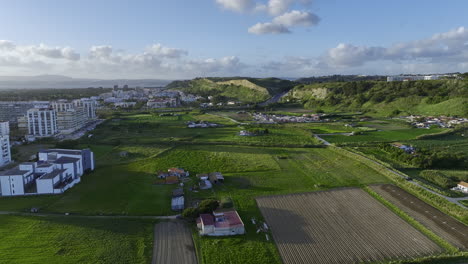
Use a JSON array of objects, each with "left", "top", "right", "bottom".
[
  {"left": 283, "top": 79, "right": 468, "bottom": 116},
  {"left": 166, "top": 77, "right": 295, "bottom": 103}
]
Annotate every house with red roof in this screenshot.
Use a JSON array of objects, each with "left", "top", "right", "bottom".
[{"left": 197, "top": 210, "right": 245, "bottom": 236}]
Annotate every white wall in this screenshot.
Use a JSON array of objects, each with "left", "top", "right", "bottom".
[{"left": 36, "top": 178, "right": 54, "bottom": 194}]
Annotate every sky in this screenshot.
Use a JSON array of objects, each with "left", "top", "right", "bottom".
[{"left": 0, "top": 0, "right": 467, "bottom": 79}]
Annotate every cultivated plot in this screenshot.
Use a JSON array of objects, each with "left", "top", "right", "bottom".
[
  {"left": 256, "top": 188, "right": 442, "bottom": 264},
  {"left": 153, "top": 221, "right": 197, "bottom": 264},
  {"left": 371, "top": 184, "right": 468, "bottom": 250}
]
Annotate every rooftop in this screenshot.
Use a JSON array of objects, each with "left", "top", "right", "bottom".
[
  {"left": 54, "top": 156, "right": 81, "bottom": 164},
  {"left": 213, "top": 210, "right": 244, "bottom": 228},
  {"left": 39, "top": 169, "right": 66, "bottom": 180},
  {"left": 458, "top": 181, "right": 468, "bottom": 188},
  {"left": 200, "top": 214, "right": 215, "bottom": 226},
  {"left": 0, "top": 167, "right": 31, "bottom": 177},
  {"left": 40, "top": 149, "right": 84, "bottom": 155}
]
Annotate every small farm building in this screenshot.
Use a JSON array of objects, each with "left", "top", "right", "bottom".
[{"left": 197, "top": 210, "right": 245, "bottom": 236}]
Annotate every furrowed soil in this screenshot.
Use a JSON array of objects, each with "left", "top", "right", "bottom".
[
  {"left": 152, "top": 221, "right": 197, "bottom": 264},
  {"left": 256, "top": 188, "right": 442, "bottom": 264},
  {"left": 371, "top": 184, "right": 468, "bottom": 250}
]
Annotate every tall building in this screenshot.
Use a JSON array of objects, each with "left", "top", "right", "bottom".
[
  {"left": 0, "top": 121, "right": 11, "bottom": 167},
  {"left": 0, "top": 135, "right": 11, "bottom": 167},
  {"left": 0, "top": 101, "right": 49, "bottom": 124},
  {"left": 27, "top": 108, "right": 58, "bottom": 137},
  {"left": 56, "top": 108, "right": 87, "bottom": 134},
  {"left": 73, "top": 99, "right": 97, "bottom": 119},
  {"left": 0, "top": 121, "right": 9, "bottom": 136},
  {"left": 52, "top": 100, "right": 88, "bottom": 134}
]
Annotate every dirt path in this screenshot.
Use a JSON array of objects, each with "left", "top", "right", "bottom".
[
  {"left": 0, "top": 210, "right": 179, "bottom": 220},
  {"left": 152, "top": 221, "right": 197, "bottom": 264}
]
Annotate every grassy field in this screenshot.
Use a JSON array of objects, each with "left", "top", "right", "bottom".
[
  {"left": 322, "top": 127, "right": 447, "bottom": 144},
  {"left": 0, "top": 216, "right": 153, "bottom": 264},
  {"left": 189, "top": 146, "right": 391, "bottom": 264},
  {"left": 1, "top": 110, "right": 464, "bottom": 264}
]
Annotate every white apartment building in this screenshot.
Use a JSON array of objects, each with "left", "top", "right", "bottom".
[
  {"left": 387, "top": 75, "right": 440, "bottom": 82},
  {"left": 0, "top": 148, "right": 95, "bottom": 196},
  {"left": 0, "top": 121, "right": 11, "bottom": 167},
  {"left": 27, "top": 108, "right": 58, "bottom": 137},
  {"left": 0, "top": 136, "right": 11, "bottom": 167},
  {"left": 0, "top": 121, "right": 10, "bottom": 136},
  {"left": 73, "top": 98, "right": 97, "bottom": 119},
  {"left": 56, "top": 108, "right": 87, "bottom": 134}
]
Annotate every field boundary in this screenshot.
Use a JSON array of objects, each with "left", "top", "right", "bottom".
[
  {"left": 328, "top": 146, "right": 468, "bottom": 223},
  {"left": 363, "top": 186, "right": 459, "bottom": 253}
]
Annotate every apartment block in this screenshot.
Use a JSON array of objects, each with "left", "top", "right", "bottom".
[
  {"left": 27, "top": 108, "right": 58, "bottom": 137},
  {"left": 0, "top": 148, "right": 95, "bottom": 196}
]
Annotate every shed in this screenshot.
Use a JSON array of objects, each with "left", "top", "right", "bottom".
[
  {"left": 171, "top": 196, "right": 185, "bottom": 211},
  {"left": 172, "top": 188, "right": 184, "bottom": 197},
  {"left": 209, "top": 172, "right": 224, "bottom": 184}
]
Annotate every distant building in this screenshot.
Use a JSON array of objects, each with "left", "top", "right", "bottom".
[
  {"left": 147, "top": 98, "right": 179, "bottom": 108},
  {"left": 197, "top": 210, "right": 245, "bottom": 236},
  {"left": 0, "top": 148, "right": 94, "bottom": 196},
  {"left": 0, "top": 101, "right": 49, "bottom": 124},
  {"left": 387, "top": 75, "right": 440, "bottom": 82},
  {"left": 73, "top": 98, "right": 97, "bottom": 119},
  {"left": 26, "top": 108, "right": 58, "bottom": 137},
  {"left": 0, "top": 135, "right": 11, "bottom": 167},
  {"left": 56, "top": 108, "right": 87, "bottom": 134},
  {"left": 0, "top": 121, "right": 10, "bottom": 136},
  {"left": 114, "top": 102, "right": 137, "bottom": 108}
]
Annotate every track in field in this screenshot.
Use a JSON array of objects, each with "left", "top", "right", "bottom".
[
  {"left": 256, "top": 188, "right": 442, "bottom": 264},
  {"left": 371, "top": 184, "right": 468, "bottom": 250},
  {"left": 152, "top": 221, "right": 197, "bottom": 264}
]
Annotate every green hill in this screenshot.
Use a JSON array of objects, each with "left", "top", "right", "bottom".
[
  {"left": 283, "top": 79, "right": 468, "bottom": 116},
  {"left": 165, "top": 77, "right": 295, "bottom": 103}
]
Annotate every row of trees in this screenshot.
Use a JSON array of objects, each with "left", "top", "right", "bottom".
[
  {"left": 290, "top": 79, "right": 468, "bottom": 113},
  {"left": 378, "top": 143, "right": 466, "bottom": 169}
]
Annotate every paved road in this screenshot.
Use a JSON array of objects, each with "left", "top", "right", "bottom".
[
  {"left": 259, "top": 90, "right": 290, "bottom": 106},
  {"left": 314, "top": 135, "right": 467, "bottom": 209}
]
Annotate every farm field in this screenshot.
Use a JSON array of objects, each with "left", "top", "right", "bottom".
[
  {"left": 152, "top": 221, "right": 197, "bottom": 264},
  {"left": 256, "top": 188, "right": 442, "bottom": 264},
  {"left": 0, "top": 215, "right": 153, "bottom": 264},
  {"left": 322, "top": 127, "right": 447, "bottom": 144},
  {"left": 371, "top": 184, "right": 468, "bottom": 250}
]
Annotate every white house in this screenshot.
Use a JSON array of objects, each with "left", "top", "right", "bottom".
[
  {"left": 197, "top": 210, "right": 245, "bottom": 236},
  {"left": 457, "top": 181, "right": 468, "bottom": 194}
]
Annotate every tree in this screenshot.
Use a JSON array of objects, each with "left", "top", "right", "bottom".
[
  {"left": 182, "top": 208, "right": 199, "bottom": 219},
  {"left": 198, "top": 199, "right": 219, "bottom": 214}
]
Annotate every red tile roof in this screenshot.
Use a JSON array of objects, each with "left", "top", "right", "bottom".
[{"left": 200, "top": 214, "right": 214, "bottom": 226}]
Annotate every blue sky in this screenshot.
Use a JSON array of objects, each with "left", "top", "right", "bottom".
[{"left": 0, "top": 0, "right": 467, "bottom": 79}]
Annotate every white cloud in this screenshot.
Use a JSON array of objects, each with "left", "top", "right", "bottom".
[
  {"left": 324, "top": 26, "right": 468, "bottom": 67},
  {"left": 89, "top": 45, "right": 113, "bottom": 59},
  {"left": 248, "top": 10, "right": 320, "bottom": 35},
  {"left": 147, "top": 43, "right": 188, "bottom": 58},
  {"left": 215, "top": 0, "right": 255, "bottom": 12},
  {"left": 248, "top": 22, "right": 291, "bottom": 34},
  {"left": 0, "top": 40, "right": 15, "bottom": 50},
  {"left": 273, "top": 10, "right": 319, "bottom": 27}
]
